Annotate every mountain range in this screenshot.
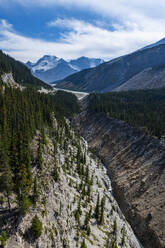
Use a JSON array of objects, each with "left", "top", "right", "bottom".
[
  {"left": 56, "top": 38, "right": 165, "bottom": 93},
  {"left": 26, "top": 55, "right": 104, "bottom": 83}
]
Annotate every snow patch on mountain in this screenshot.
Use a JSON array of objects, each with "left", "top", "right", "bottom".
[
  {"left": 31, "top": 55, "right": 60, "bottom": 73},
  {"left": 26, "top": 55, "right": 104, "bottom": 83}
]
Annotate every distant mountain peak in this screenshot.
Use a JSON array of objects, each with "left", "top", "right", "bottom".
[
  {"left": 25, "top": 55, "right": 104, "bottom": 83},
  {"left": 39, "top": 55, "right": 59, "bottom": 61}
]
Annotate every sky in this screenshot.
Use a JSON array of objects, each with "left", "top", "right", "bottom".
[{"left": 0, "top": 0, "right": 165, "bottom": 62}]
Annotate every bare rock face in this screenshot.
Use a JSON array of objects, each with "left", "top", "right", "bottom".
[
  {"left": 113, "top": 67, "right": 165, "bottom": 92},
  {"left": 72, "top": 111, "right": 165, "bottom": 248}
]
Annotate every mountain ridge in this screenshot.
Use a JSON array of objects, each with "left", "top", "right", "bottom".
[
  {"left": 57, "top": 42, "right": 165, "bottom": 93},
  {"left": 26, "top": 55, "right": 104, "bottom": 83}
]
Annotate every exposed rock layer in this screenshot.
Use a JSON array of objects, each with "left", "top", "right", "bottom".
[{"left": 72, "top": 111, "right": 165, "bottom": 248}]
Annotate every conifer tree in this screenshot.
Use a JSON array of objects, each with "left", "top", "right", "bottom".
[
  {"left": 31, "top": 215, "right": 43, "bottom": 239},
  {"left": 84, "top": 206, "right": 92, "bottom": 231},
  {"left": 113, "top": 218, "right": 117, "bottom": 235},
  {"left": 81, "top": 239, "right": 87, "bottom": 248},
  {"left": 99, "top": 196, "right": 106, "bottom": 225},
  {"left": 19, "top": 193, "right": 31, "bottom": 215},
  {"left": 53, "top": 160, "right": 59, "bottom": 182},
  {"left": 33, "top": 177, "right": 39, "bottom": 207},
  {"left": 0, "top": 231, "right": 7, "bottom": 248},
  {"left": 0, "top": 156, "right": 13, "bottom": 211},
  {"left": 94, "top": 193, "right": 100, "bottom": 220},
  {"left": 37, "top": 138, "right": 43, "bottom": 170},
  {"left": 0, "top": 135, "right": 13, "bottom": 211}
]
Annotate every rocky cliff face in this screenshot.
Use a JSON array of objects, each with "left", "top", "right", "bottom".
[
  {"left": 72, "top": 111, "right": 165, "bottom": 248},
  {"left": 0, "top": 119, "right": 141, "bottom": 248}
]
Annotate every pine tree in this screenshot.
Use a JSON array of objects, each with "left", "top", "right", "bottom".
[
  {"left": 99, "top": 196, "right": 106, "bottom": 225},
  {"left": 19, "top": 193, "right": 31, "bottom": 215},
  {"left": 0, "top": 231, "right": 7, "bottom": 248},
  {"left": 121, "top": 225, "right": 126, "bottom": 246},
  {"left": 37, "top": 138, "right": 43, "bottom": 170},
  {"left": 84, "top": 211, "right": 90, "bottom": 228},
  {"left": 94, "top": 193, "right": 100, "bottom": 220},
  {"left": 80, "top": 239, "right": 87, "bottom": 248},
  {"left": 31, "top": 215, "right": 43, "bottom": 239},
  {"left": 53, "top": 161, "right": 59, "bottom": 182},
  {"left": 33, "top": 177, "right": 39, "bottom": 207},
  {"left": 111, "top": 240, "right": 118, "bottom": 248},
  {"left": 85, "top": 165, "right": 89, "bottom": 184},
  {"left": 113, "top": 218, "right": 117, "bottom": 235},
  {"left": 0, "top": 98, "right": 13, "bottom": 212},
  {"left": 75, "top": 210, "right": 80, "bottom": 225},
  {"left": 0, "top": 138, "right": 13, "bottom": 212}
]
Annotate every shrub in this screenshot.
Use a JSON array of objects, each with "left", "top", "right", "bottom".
[{"left": 0, "top": 231, "right": 7, "bottom": 248}]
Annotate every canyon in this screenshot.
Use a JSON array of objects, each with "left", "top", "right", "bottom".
[{"left": 72, "top": 111, "right": 165, "bottom": 248}]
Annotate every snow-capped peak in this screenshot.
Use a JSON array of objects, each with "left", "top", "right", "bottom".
[
  {"left": 29, "top": 55, "right": 61, "bottom": 73},
  {"left": 26, "top": 55, "right": 104, "bottom": 83}
]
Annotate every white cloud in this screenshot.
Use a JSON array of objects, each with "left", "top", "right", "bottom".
[
  {"left": 1, "top": 0, "right": 165, "bottom": 62},
  {"left": 0, "top": 17, "right": 164, "bottom": 62},
  {"left": 0, "top": 19, "right": 13, "bottom": 30}
]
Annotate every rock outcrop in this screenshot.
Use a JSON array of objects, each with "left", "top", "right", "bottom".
[{"left": 72, "top": 111, "right": 165, "bottom": 248}]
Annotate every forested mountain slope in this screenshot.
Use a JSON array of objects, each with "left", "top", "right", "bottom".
[
  {"left": 0, "top": 51, "right": 51, "bottom": 89},
  {"left": 57, "top": 44, "right": 165, "bottom": 93}
]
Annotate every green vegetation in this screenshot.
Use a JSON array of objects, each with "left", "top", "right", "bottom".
[
  {"left": 0, "top": 50, "right": 51, "bottom": 89},
  {"left": 52, "top": 161, "right": 60, "bottom": 182},
  {"left": 31, "top": 215, "right": 43, "bottom": 239},
  {"left": 113, "top": 218, "right": 117, "bottom": 235},
  {"left": 84, "top": 206, "right": 92, "bottom": 234},
  {"left": 121, "top": 225, "right": 126, "bottom": 246},
  {"left": 99, "top": 196, "right": 106, "bottom": 225},
  {"left": 52, "top": 91, "right": 80, "bottom": 117},
  {"left": 0, "top": 231, "right": 7, "bottom": 247},
  {"left": 94, "top": 193, "right": 100, "bottom": 220},
  {"left": 0, "top": 82, "right": 79, "bottom": 214},
  {"left": 88, "top": 89, "right": 165, "bottom": 137},
  {"left": 111, "top": 240, "right": 118, "bottom": 248},
  {"left": 32, "top": 177, "right": 39, "bottom": 207},
  {"left": 80, "top": 239, "right": 87, "bottom": 248}
]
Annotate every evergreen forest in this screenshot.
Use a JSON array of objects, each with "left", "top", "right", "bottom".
[{"left": 88, "top": 88, "right": 165, "bottom": 138}]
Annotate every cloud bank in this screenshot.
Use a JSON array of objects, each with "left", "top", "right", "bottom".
[{"left": 0, "top": 0, "right": 165, "bottom": 62}]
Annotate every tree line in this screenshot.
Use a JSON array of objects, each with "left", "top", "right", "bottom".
[{"left": 88, "top": 88, "right": 165, "bottom": 138}]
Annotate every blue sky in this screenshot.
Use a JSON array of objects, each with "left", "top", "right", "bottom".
[{"left": 0, "top": 0, "right": 165, "bottom": 62}]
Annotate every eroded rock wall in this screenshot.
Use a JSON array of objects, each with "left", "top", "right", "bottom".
[{"left": 72, "top": 111, "right": 165, "bottom": 248}]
